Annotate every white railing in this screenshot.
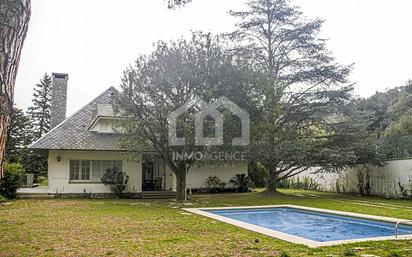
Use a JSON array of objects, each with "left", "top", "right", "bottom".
[{"left": 395, "top": 220, "right": 412, "bottom": 238}]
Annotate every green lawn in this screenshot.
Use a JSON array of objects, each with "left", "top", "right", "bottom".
[{"left": 1, "top": 190, "right": 412, "bottom": 257}]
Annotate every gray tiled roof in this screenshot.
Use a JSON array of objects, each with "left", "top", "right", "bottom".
[{"left": 30, "top": 87, "right": 123, "bottom": 151}]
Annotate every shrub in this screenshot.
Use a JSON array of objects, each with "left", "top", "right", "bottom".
[
  {"left": 0, "top": 195, "right": 7, "bottom": 202},
  {"left": 277, "top": 177, "right": 320, "bottom": 191},
  {"left": 248, "top": 161, "right": 267, "bottom": 187},
  {"left": 205, "top": 176, "right": 226, "bottom": 193},
  {"left": 0, "top": 162, "right": 24, "bottom": 198},
  {"left": 101, "top": 167, "right": 129, "bottom": 197},
  {"left": 38, "top": 176, "right": 48, "bottom": 186},
  {"left": 357, "top": 170, "right": 371, "bottom": 196},
  {"left": 229, "top": 174, "right": 254, "bottom": 193}
]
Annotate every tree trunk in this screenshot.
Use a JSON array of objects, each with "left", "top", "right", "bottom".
[
  {"left": 175, "top": 169, "right": 187, "bottom": 201},
  {"left": 266, "top": 172, "right": 278, "bottom": 192},
  {"left": 0, "top": 0, "right": 31, "bottom": 177},
  {"left": 266, "top": 162, "right": 278, "bottom": 192}
]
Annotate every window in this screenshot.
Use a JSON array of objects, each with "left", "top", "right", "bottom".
[
  {"left": 91, "top": 160, "right": 122, "bottom": 182},
  {"left": 69, "top": 160, "right": 122, "bottom": 182},
  {"left": 69, "top": 160, "right": 91, "bottom": 181}
]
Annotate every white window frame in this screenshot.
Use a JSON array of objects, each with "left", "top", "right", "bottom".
[{"left": 69, "top": 159, "right": 123, "bottom": 183}]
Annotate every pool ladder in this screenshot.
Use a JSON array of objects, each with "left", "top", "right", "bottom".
[{"left": 394, "top": 220, "right": 412, "bottom": 238}]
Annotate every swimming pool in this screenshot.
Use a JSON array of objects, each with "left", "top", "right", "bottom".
[{"left": 184, "top": 205, "right": 412, "bottom": 247}]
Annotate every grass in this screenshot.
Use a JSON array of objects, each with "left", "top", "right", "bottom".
[{"left": 1, "top": 189, "right": 412, "bottom": 256}]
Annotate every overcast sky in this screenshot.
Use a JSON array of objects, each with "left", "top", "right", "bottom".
[{"left": 14, "top": 0, "right": 412, "bottom": 115}]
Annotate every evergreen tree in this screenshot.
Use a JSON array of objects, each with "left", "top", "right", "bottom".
[
  {"left": 4, "top": 108, "right": 30, "bottom": 163},
  {"left": 27, "top": 73, "right": 52, "bottom": 140},
  {"left": 20, "top": 73, "right": 52, "bottom": 181},
  {"left": 229, "top": 0, "right": 353, "bottom": 191}
]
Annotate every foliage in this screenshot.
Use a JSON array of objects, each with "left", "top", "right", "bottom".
[
  {"left": 356, "top": 169, "right": 371, "bottom": 196},
  {"left": 5, "top": 74, "right": 52, "bottom": 181},
  {"left": 4, "top": 108, "right": 30, "bottom": 163},
  {"left": 397, "top": 181, "right": 412, "bottom": 200},
  {"left": 382, "top": 117, "right": 412, "bottom": 159},
  {"left": 248, "top": 161, "right": 267, "bottom": 187},
  {"left": 229, "top": 174, "right": 254, "bottom": 193},
  {"left": 357, "top": 80, "right": 412, "bottom": 160},
  {"left": 398, "top": 182, "right": 409, "bottom": 199},
  {"left": 335, "top": 180, "right": 345, "bottom": 194},
  {"left": 228, "top": 0, "right": 354, "bottom": 191},
  {"left": 277, "top": 177, "right": 320, "bottom": 191},
  {"left": 205, "top": 175, "right": 226, "bottom": 193},
  {"left": 19, "top": 150, "right": 48, "bottom": 182},
  {"left": 101, "top": 167, "right": 129, "bottom": 197},
  {"left": 0, "top": 162, "right": 24, "bottom": 198},
  {"left": 116, "top": 32, "right": 254, "bottom": 200},
  {"left": 385, "top": 115, "right": 412, "bottom": 139},
  {"left": 38, "top": 176, "right": 48, "bottom": 186},
  {"left": 27, "top": 73, "right": 52, "bottom": 140}
]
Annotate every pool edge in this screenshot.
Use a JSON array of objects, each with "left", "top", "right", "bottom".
[{"left": 183, "top": 204, "right": 412, "bottom": 248}]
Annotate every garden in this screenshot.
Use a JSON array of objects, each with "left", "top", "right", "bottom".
[{"left": 1, "top": 189, "right": 412, "bottom": 257}]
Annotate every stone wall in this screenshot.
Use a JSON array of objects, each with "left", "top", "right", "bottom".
[{"left": 296, "top": 159, "right": 412, "bottom": 198}]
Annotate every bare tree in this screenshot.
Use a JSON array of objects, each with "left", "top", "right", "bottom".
[{"left": 0, "top": 0, "right": 31, "bottom": 176}]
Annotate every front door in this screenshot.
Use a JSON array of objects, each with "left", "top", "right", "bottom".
[{"left": 142, "top": 161, "right": 154, "bottom": 191}]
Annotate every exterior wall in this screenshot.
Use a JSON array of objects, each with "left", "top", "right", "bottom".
[
  {"left": 296, "top": 159, "right": 412, "bottom": 198},
  {"left": 177, "top": 162, "right": 248, "bottom": 190},
  {"left": 48, "top": 150, "right": 141, "bottom": 194},
  {"left": 48, "top": 150, "right": 247, "bottom": 194}
]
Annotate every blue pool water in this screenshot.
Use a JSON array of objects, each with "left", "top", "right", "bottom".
[{"left": 208, "top": 208, "right": 412, "bottom": 242}]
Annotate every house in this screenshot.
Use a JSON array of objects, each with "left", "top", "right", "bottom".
[{"left": 30, "top": 73, "right": 247, "bottom": 195}]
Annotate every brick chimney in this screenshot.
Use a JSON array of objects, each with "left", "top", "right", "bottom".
[{"left": 50, "top": 73, "right": 68, "bottom": 129}]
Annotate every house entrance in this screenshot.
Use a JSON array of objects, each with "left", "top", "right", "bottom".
[{"left": 142, "top": 155, "right": 166, "bottom": 191}]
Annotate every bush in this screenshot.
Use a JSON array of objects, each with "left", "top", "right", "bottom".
[
  {"left": 229, "top": 174, "right": 255, "bottom": 193},
  {"left": 0, "top": 163, "right": 24, "bottom": 198},
  {"left": 0, "top": 195, "right": 7, "bottom": 202},
  {"left": 357, "top": 170, "right": 371, "bottom": 196},
  {"left": 38, "top": 176, "right": 48, "bottom": 186},
  {"left": 248, "top": 161, "right": 267, "bottom": 187},
  {"left": 277, "top": 177, "right": 320, "bottom": 191},
  {"left": 101, "top": 167, "right": 129, "bottom": 197},
  {"left": 205, "top": 176, "right": 226, "bottom": 193}
]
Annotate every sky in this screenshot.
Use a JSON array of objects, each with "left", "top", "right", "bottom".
[{"left": 14, "top": 0, "right": 412, "bottom": 116}]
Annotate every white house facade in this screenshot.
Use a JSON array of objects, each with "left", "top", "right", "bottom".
[{"left": 30, "top": 73, "right": 247, "bottom": 195}]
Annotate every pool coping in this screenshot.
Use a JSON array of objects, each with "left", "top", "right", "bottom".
[{"left": 182, "top": 205, "right": 412, "bottom": 248}]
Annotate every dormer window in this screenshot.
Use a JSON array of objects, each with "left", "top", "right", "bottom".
[
  {"left": 89, "top": 117, "right": 121, "bottom": 133},
  {"left": 88, "top": 104, "right": 123, "bottom": 133}
]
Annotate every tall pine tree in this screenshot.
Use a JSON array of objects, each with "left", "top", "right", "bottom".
[
  {"left": 4, "top": 108, "right": 30, "bottom": 163},
  {"left": 20, "top": 73, "right": 52, "bottom": 181},
  {"left": 27, "top": 73, "right": 52, "bottom": 140}
]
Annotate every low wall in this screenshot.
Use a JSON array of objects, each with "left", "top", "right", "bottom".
[{"left": 296, "top": 159, "right": 412, "bottom": 198}]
